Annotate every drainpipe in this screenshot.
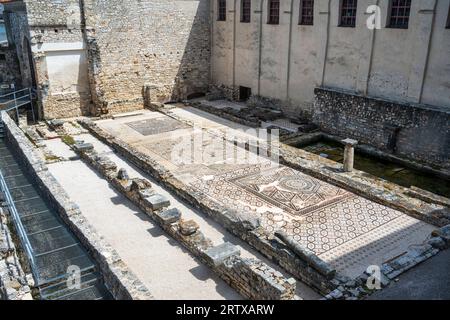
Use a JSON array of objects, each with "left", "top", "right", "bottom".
[
  {"left": 320, "top": 0, "right": 332, "bottom": 87},
  {"left": 233, "top": 0, "right": 237, "bottom": 97},
  {"left": 257, "top": 0, "right": 264, "bottom": 96},
  {"left": 285, "top": 0, "right": 294, "bottom": 101},
  {"left": 419, "top": 0, "right": 438, "bottom": 104},
  {"left": 365, "top": 0, "right": 380, "bottom": 96}
]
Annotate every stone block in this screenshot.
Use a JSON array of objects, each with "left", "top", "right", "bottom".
[
  {"left": 204, "top": 242, "right": 241, "bottom": 267},
  {"left": 432, "top": 225, "right": 450, "bottom": 246},
  {"left": 427, "top": 237, "right": 446, "bottom": 250},
  {"left": 117, "top": 168, "right": 130, "bottom": 180},
  {"left": 156, "top": 208, "right": 181, "bottom": 225},
  {"left": 138, "top": 188, "right": 154, "bottom": 200},
  {"left": 144, "top": 194, "right": 170, "bottom": 211},
  {"left": 73, "top": 142, "right": 94, "bottom": 153},
  {"left": 179, "top": 220, "right": 199, "bottom": 236},
  {"left": 130, "top": 179, "right": 152, "bottom": 192}
]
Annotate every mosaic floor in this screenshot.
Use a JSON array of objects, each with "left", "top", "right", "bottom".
[{"left": 96, "top": 109, "right": 435, "bottom": 278}]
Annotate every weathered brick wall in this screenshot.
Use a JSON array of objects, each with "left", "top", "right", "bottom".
[
  {"left": 313, "top": 88, "right": 450, "bottom": 169},
  {"left": 0, "top": 47, "right": 21, "bottom": 88},
  {"left": 83, "top": 0, "right": 211, "bottom": 115}
]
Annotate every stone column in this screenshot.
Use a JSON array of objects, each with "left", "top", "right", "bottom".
[{"left": 342, "top": 138, "right": 358, "bottom": 172}]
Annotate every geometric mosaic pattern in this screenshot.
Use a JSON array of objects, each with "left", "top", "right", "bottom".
[
  {"left": 127, "top": 118, "right": 189, "bottom": 136},
  {"left": 98, "top": 112, "right": 434, "bottom": 278},
  {"left": 231, "top": 167, "right": 350, "bottom": 216},
  {"left": 282, "top": 196, "right": 402, "bottom": 255}
]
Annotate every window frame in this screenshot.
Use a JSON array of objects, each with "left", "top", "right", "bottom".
[
  {"left": 217, "top": 0, "right": 227, "bottom": 21},
  {"left": 387, "top": 0, "right": 412, "bottom": 29},
  {"left": 267, "top": 0, "right": 280, "bottom": 25},
  {"left": 241, "top": 0, "right": 251, "bottom": 23},
  {"left": 299, "top": 0, "right": 315, "bottom": 26},
  {"left": 339, "top": 0, "right": 358, "bottom": 28},
  {"left": 446, "top": 4, "right": 450, "bottom": 29}
]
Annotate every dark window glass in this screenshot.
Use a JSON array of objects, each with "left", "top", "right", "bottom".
[
  {"left": 300, "top": 0, "right": 314, "bottom": 25},
  {"left": 446, "top": 4, "right": 450, "bottom": 28},
  {"left": 340, "top": 0, "right": 357, "bottom": 27},
  {"left": 241, "top": 0, "right": 251, "bottom": 23},
  {"left": 218, "top": 0, "right": 227, "bottom": 21},
  {"left": 268, "top": 0, "right": 280, "bottom": 25},
  {"left": 388, "top": 0, "right": 411, "bottom": 29}
]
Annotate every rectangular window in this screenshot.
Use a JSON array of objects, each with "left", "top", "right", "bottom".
[
  {"left": 268, "top": 0, "right": 280, "bottom": 25},
  {"left": 241, "top": 0, "right": 251, "bottom": 23},
  {"left": 218, "top": 0, "right": 227, "bottom": 21},
  {"left": 299, "top": 0, "right": 314, "bottom": 25},
  {"left": 339, "top": 0, "right": 357, "bottom": 27},
  {"left": 446, "top": 5, "right": 450, "bottom": 28},
  {"left": 388, "top": 0, "right": 411, "bottom": 29}
]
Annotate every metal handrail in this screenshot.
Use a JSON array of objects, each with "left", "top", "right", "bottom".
[
  {"left": 0, "top": 169, "right": 38, "bottom": 281},
  {"left": 0, "top": 88, "right": 30, "bottom": 99},
  {"left": 0, "top": 88, "right": 35, "bottom": 123}
]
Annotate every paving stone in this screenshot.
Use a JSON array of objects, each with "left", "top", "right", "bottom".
[
  {"left": 73, "top": 142, "right": 94, "bottom": 152},
  {"left": 156, "top": 208, "right": 181, "bottom": 225},
  {"left": 144, "top": 194, "right": 170, "bottom": 211},
  {"left": 204, "top": 243, "right": 241, "bottom": 267}
]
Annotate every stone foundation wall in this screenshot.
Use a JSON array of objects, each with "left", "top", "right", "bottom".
[
  {"left": 1, "top": 111, "right": 152, "bottom": 300},
  {"left": 83, "top": 0, "right": 211, "bottom": 115},
  {"left": 313, "top": 88, "right": 450, "bottom": 169}
]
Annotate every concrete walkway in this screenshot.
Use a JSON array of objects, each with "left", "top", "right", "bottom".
[{"left": 44, "top": 135, "right": 320, "bottom": 300}]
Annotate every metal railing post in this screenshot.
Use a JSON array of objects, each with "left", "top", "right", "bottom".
[
  {"left": 29, "top": 88, "right": 35, "bottom": 123},
  {"left": 13, "top": 90, "right": 19, "bottom": 121},
  {"left": 0, "top": 169, "right": 38, "bottom": 283}
]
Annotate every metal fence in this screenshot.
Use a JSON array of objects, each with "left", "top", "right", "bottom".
[
  {"left": 0, "top": 168, "right": 38, "bottom": 281},
  {"left": 0, "top": 88, "right": 35, "bottom": 122}
]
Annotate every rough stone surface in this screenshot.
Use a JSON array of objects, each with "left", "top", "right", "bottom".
[
  {"left": 204, "top": 243, "right": 241, "bottom": 267},
  {"left": 156, "top": 208, "right": 181, "bottom": 225},
  {"left": 144, "top": 194, "right": 170, "bottom": 211},
  {"left": 179, "top": 220, "right": 200, "bottom": 236},
  {"left": 314, "top": 88, "right": 450, "bottom": 169}
]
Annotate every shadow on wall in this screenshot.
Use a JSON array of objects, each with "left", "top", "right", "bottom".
[{"left": 142, "top": 0, "right": 211, "bottom": 106}]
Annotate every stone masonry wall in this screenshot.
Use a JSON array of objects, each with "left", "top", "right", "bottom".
[
  {"left": 0, "top": 47, "right": 22, "bottom": 88},
  {"left": 83, "top": 0, "right": 211, "bottom": 115},
  {"left": 313, "top": 88, "right": 450, "bottom": 169}
]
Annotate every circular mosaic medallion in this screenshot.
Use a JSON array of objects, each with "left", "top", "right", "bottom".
[{"left": 279, "top": 176, "right": 319, "bottom": 193}]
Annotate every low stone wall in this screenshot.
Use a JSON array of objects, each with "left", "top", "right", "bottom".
[
  {"left": 313, "top": 87, "right": 450, "bottom": 170},
  {"left": 71, "top": 140, "right": 296, "bottom": 300},
  {"left": 1, "top": 111, "right": 152, "bottom": 300},
  {"left": 78, "top": 118, "right": 341, "bottom": 296}
]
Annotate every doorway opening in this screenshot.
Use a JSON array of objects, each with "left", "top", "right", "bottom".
[{"left": 239, "top": 86, "right": 252, "bottom": 102}]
